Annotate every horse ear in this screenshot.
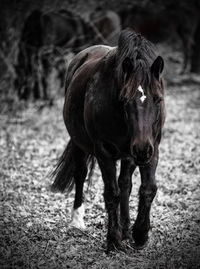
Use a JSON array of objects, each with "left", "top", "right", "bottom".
[
  {"left": 122, "top": 57, "right": 133, "bottom": 82},
  {"left": 151, "top": 56, "right": 164, "bottom": 80}
]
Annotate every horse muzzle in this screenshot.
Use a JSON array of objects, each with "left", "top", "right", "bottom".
[{"left": 131, "top": 142, "right": 154, "bottom": 165}]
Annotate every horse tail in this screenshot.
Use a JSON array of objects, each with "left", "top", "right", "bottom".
[
  {"left": 51, "top": 140, "right": 95, "bottom": 193},
  {"left": 51, "top": 140, "right": 75, "bottom": 193},
  {"left": 21, "top": 9, "right": 43, "bottom": 47}
]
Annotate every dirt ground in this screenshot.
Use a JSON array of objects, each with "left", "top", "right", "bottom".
[{"left": 0, "top": 54, "right": 200, "bottom": 267}]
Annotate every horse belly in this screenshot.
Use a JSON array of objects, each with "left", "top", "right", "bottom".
[
  {"left": 64, "top": 94, "right": 93, "bottom": 153},
  {"left": 63, "top": 67, "right": 97, "bottom": 153}
]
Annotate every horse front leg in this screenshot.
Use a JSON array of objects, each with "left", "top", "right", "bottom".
[
  {"left": 132, "top": 152, "right": 158, "bottom": 248},
  {"left": 118, "top": 159, "right": 136, "bottom": 240},
  {"left": 95, "top": 143, "right": 121, "bottom": 251}
]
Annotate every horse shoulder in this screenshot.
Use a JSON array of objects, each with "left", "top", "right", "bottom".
[{"left": 84, "top": 59, "right": 127, "bottom": 145}]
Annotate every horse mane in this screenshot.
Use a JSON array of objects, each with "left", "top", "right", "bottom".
[{"left": 116, "top": 29, "right": 156, "bottom": 100}]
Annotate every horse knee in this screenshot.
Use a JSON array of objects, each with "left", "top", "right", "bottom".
[
  {"left": 119, "top": 176, "right": 130, "bottom": 189},
  {"left": 104, "top": 190, "right": 120, "bottom": 211},
  {"left": 139, "top": 183, "right": 157, "bottom": 206}
]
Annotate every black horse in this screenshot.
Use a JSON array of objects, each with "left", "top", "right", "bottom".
[{"left": 51, "top": 29, "right": 165, "bottom": 252}]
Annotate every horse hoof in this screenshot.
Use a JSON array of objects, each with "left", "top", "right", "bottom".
[
  {"left": 132, "top": 227, "right": 149, "bottom": 249},
  {"left": 131, "top": 240, "right": 148, "bottom": 250},
  {"left": 106, "top": 241, "right": 124, "bottom": 254},
  {"left": 69, "top": 220, "right": 86, "bottom": 230},
  {"left": 106, "top": 235, "right": 123, "bottom": 253}
]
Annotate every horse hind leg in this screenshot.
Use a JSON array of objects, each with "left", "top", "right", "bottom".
[
  {"left": 51, "top": 140, "right": 88, "bottom": 229},
  {"left": 70, "top": 148, "right": 88, "bottom": 230}
]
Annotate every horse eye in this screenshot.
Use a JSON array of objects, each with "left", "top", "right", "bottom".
[{"left": 153, "top": 95, "right": 163, "bottom": 104}]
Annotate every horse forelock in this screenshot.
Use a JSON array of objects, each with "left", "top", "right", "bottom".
[{"left": 116, "top": 29, "right": 157, "bottom": 100}]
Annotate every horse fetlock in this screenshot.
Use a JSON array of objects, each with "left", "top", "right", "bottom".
[
  {"left": 122, "top": 227, "right": 132, "bottom": 240},
  {"left": 120, "top": 218, "right": 131, "bottom": 240},
  {"left": 107, "top": 228, "right": 122, "bottom": 252}
]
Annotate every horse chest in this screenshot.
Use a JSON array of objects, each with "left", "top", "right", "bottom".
[{"left": 85, "top": 93, "right": 128, "bottom": 147}]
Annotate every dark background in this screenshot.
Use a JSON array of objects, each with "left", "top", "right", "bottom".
[{"left": 0, "top": 0, "right": 200, "bottom": 102}]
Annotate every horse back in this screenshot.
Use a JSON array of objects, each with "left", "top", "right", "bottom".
[{"left": 65, "top": 45, "right": 115, "bottom": 91}]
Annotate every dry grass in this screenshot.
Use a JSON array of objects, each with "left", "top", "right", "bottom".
[{"left": 0, "top": 62, "right": 200, "bottom": 268}]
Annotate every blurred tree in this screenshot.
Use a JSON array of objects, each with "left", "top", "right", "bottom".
[
  {"left": 1, "top": 0, "right": 200, "bottom": 103},
  {"left": 119, "top": 0, "right": 200, "bottom": 73},
  {"left": 191, "top": 21, "right": 200, "bottom": 73}
]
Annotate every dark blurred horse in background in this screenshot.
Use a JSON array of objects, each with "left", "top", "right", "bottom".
[
  {"left": 14, "top": 9, "right": 121, "bottom": 100},
  {"left": 119, "top": 4, "right": 200, "bottom": 74},
  {"left": 90, "top": 8, "right": 121, "bottom": 46}
]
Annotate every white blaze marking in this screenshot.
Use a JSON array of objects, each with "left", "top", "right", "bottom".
[
  {"left": 70, "top": 204, "right": 86, "bottom": 230},
  {"left": 138, "top": 85, "right": 146, "bottom": 103}
]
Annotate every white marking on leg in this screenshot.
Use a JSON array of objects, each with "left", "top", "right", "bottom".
[
  {"left": 70, "top": 204, "right": 86, "bottom": 230},
  {"left": 138, "top": 85, "right": 146, "bottom": 103}
]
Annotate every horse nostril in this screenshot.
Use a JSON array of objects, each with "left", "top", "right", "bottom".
[
  {"left": 131, "top": 143, "right": 153, "bottom": 163},
  {"left": 146, "top": 144, "right": 153, "bottom": 159}
]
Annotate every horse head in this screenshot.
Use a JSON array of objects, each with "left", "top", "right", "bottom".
[{"left": 116, "top": 30, "right": 165, "bottom": 165}]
